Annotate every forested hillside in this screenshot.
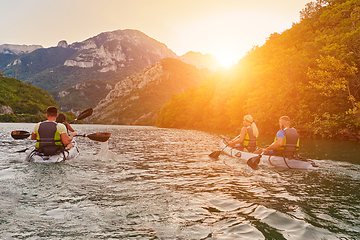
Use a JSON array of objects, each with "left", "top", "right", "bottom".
[
  {"left": 0, "top": 76, "right": 58, "bottom": 122},
  {"left": 157, "top": 0, "right": 360, "bottom": 140}
]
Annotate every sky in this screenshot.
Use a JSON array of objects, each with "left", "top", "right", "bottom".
[{"left": 1, "top": 0, "right": 312, "bottom": 67}]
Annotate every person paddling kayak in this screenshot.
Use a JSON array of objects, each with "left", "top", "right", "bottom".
[
  {"left": 56, "top": 112, "right": 76, "bottom": 150},
  {"left": 31, "top": 106, "right": 77, "bottom": 155},
  {"left": 227, "top": 115, "right": 259, "bottom": 153},
  {"left": 56, "top": 113, "right": 75, "bottom": 133},
  {"left": 257, "top": 116, "right": 299, "bottom": 158}
]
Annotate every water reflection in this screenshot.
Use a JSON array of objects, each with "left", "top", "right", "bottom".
[{"left": 0, "top": 123, "right": 359, "bottom": 239}]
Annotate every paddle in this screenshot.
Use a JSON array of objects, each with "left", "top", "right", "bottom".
[
  {"left": 208, "top": 135, "right": 241, "bottom": 158},
  {"left": 11, "top": 108, "right": 94, "bottom": 140},
  {"left": 208, "top": 144, "right": 229, "bottom": 158},
  {"left": 246, "top": 152, "right": 263, "bottom": 170},
  {"left": 69, "top": 108, "right": 93, "bottom": 124},
  {"left": 75, "top": 132, "right": 111, "bottom": 142},
  {"left": 12, "top": 130, "right": 111, "bottom": 143},
  {"left": 13, "top": 132, "right": 110, "bottom": 153},
  {"left": 11, "top": 130, "right": 30, "bottom": 140}
]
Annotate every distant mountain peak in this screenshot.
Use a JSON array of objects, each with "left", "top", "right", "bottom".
[
  {"left": 63, "top": 29, "right": 177, "bottom": 73},
  {"left": 0, "top": 44, "right": 43, "bottom": 55},
  {"left": 180, "top": 51, "right": 220, "bottom": 71}
]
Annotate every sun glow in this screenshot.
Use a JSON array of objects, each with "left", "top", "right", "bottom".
[{"left": 217, "top": 54, "right": 238, "bottom": 69}]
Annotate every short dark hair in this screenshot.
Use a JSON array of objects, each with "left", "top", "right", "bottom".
[{"left": 46, "top": 106, "right": 58, "bottom": 117}]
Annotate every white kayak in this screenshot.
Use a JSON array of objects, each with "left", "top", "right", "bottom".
[
  {"left": 25, "top": 141, "right": 80, "bottom": 163},
  {"left": 219, "top": 139, "right": 319, "bottom": 170}
]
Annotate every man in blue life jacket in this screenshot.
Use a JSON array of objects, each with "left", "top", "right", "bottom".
[
  {"left": 259, "top": 116, "right": 299, "bottom": 158},
  {"left": 31, "top": 106, "right": 77, "bottom": 155}
]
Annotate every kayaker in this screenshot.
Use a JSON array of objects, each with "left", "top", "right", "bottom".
[
  {"left": 56, "top": 113, "right": 75, "bottom": 133},
  {"left": 227, "top": 115, "right": 259, "bottom": 152},
  {"left": 258, "top": 116, "right": 299, "bottom": 158},
  {"left": 56, "top": 113, "right": 75, "bottom": 149},
  {"left": 31, "top": 106, "right": 77, "bottom": 155}
]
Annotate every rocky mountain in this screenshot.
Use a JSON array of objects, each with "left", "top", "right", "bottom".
[
  {"left": 0, "top": 29, "right": 220, "bottom": 115},
  {"left": 0, "top": 44, "right": 43, "bottom": 55},
  {"left": 0, "top": 29, "right": 178, "bottom": 92},
  {"left": 89, "top": 58, "right": 213, "bottom": 125},
  {"left": 180, "top": 51, "right": 220, "bottom": 71},
  {"left": 52, "top": 79, "right": 115, "bottom": 112}
]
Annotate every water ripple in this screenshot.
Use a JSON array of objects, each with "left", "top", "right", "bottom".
[{"left": 0, "top": 123, "right": 359, "bottom": 239}]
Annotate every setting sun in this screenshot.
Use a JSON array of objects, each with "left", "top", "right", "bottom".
[{"left": 217, "top": 55, "right": 237, "bottom": 68}]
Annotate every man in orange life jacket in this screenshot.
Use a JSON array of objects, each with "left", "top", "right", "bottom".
[
  {"left": 31, "top": 106, "right": 77, "bottom": 155},
  {"left": 259, "top": 116, "right": 299, "bottom": 158}
]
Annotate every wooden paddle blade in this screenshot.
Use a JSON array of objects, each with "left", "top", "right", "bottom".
[
  {"left": 11, "top": 130, "right": 31, "bottom": 140},
  {"left": 247, "top": 155, "right": 261, "bottom": 170},
  {"left": 87, "top": 132, "right": 111, "bottom": 142},
  {"left": 77, "top": 108, "right": 93, "bottom": 121},
  {"left": 209, "top": 151, "right": 221, "bottom": 158}
]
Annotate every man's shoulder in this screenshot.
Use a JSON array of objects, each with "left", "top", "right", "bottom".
[
  {"left": 277, "top": 129, "right": 285, "bottom": 134},
  {"left": 276, "top": 129, "right": 286, "bottom": 138}
]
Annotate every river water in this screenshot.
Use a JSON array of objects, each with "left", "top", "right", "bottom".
[{"left": 0, "top": 123, "right": 359, "bottom": 239}]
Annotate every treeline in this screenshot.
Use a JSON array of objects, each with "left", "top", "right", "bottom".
[
  {"left": 0, "top": 76, "right": 58, "bottom": 114},
  {"left": 0, "top": 76, "right": 66, "bottom": 123},
  {"left": 157, "top": 0, "right": 360, "bottom": 140}
]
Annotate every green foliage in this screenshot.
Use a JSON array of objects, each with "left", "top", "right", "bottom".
[
  {"left": 0, "top": 76, "right": 58, "bottom": 121},
  {"left": 0, "top": 113, "right": 46, "bottom": 123},
  {"left": 156, "top": 0, "right": 360, "bottom": 139},
  {"left": 305, "top": 112, "right": 360, "bottom": 139}
]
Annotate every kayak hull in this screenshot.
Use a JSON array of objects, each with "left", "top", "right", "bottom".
[
  {"left": 219, "top": 139, "right": 318, "bottom": 170},
  {"left": 25, "top": 141, "right": 80, "bottom": 163}
]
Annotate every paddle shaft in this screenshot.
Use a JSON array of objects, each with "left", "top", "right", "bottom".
[{"left": 209, "top": 135, "right": 242, "bottom": 158}]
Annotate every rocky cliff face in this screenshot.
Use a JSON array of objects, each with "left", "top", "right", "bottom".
[
  {"left": 0, "top": 105, "right": 13, "bottom": 114},
  {"left": 0, "top": 29, "right": 219, "bottom": 114},
  {"left": 90, "top": 58, "right": 213, "bottom": 125},
  {"left": 64, "top": 29, "right": 177, "bottom": 73},
  {"left": 0, "top": 44, "right": 43, "bottom": 55},
  {"left": 0, "top": 29, "right": 178, "bottom": 92}
]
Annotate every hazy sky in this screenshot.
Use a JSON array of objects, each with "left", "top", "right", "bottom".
[{"left": 1, "top": 0, "right": 311, "bottom": 66}]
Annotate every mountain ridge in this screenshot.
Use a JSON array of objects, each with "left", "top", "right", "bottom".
[
  {"left": 89, "top": 58, "right": 213, "bottom": 125},
  {"left": 0, "top": 29, "right": 221, "bottom": 113}
]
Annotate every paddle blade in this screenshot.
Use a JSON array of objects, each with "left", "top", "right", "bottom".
[
  {"left": 87, "top": 132, "right": 111, "bottom": 142},
  {"left": 77, "top": 108, "right": 93, "bottom": 121},
  {"left": 11, "top": 131, "right": 30, "bottom": 140},
  {"left": 69, "top": 108, "right": 93, "bottom": 123},
  {"left": 209, "top": 151, "right": 221, "bottom": 158},
  {"left": 247, "top": 155, "right": 261, "bottom": 170}
]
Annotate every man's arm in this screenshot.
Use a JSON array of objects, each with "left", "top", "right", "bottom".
[
  {"left": 31, "top": 132, "right": 36, "bottom": 140},
  {"left": 263, "top": 137, "right": 284, "bottom": 152},
  {"left": 31, "top": 123, "right": 39, "bottom": 140}
]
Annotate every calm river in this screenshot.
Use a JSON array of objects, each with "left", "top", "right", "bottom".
[{"left": 0, "top": 123, "right": 359, "bottom": 239}]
